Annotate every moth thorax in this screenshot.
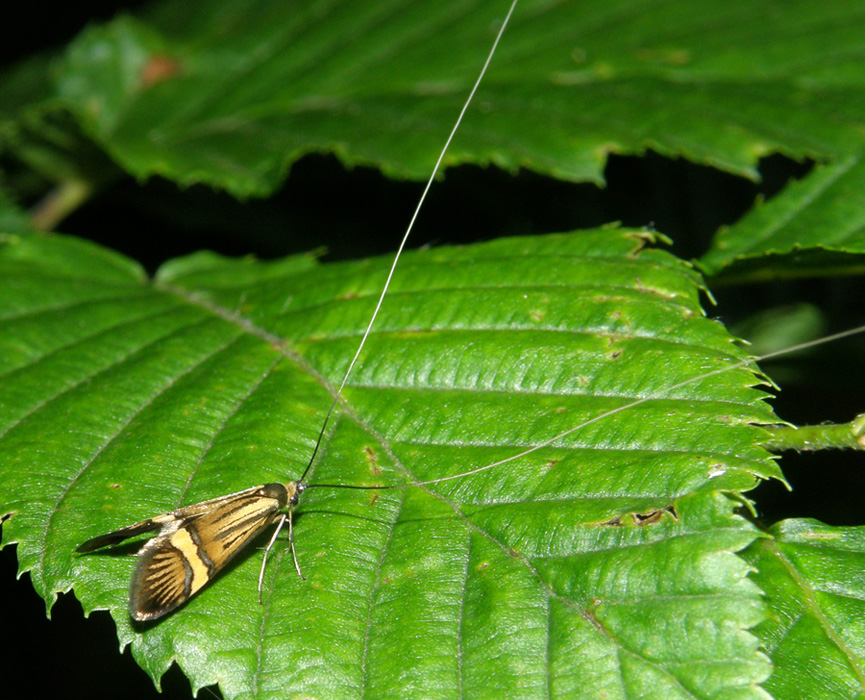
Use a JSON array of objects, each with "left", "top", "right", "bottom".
[
  {"left": 265, "top": 481, "right": 302, "bottom": 506},
  {"left": 260, "top": 482, "right": 290, "bottom": 507}
]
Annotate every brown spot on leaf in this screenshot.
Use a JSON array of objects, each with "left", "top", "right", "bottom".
[
  {"left": 140, "top": 54, "right": 182, "bottom": 87},
  {"left": 622, "top": 229, "right": 658, "bottom": 256},
  {"left": 582, "top": 604, "right": 604, "bottom": 632},
  {"left": 363, "top": 445, "right": 381, "bottom": 476},
  {"left": 602, "top": 504, "right": 677, "bottom": 527}
]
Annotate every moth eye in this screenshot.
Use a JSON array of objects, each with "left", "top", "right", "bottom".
[{"left": 290, "top": 495, "right": 299, "bottom": 506}]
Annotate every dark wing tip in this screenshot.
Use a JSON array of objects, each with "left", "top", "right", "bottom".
[
  {"left": 76, "top": 518, "right": 165, "bottom": 553},
  {"left": 130, "top": 605, "right": 169, "bottom": 622},
  {"left": 129, "top": 577, "right": 186, "bottom": 622},
  {"left": 76, "top": 533, "right": 122, "bottom": 553}
]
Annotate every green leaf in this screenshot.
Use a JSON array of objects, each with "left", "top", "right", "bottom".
[
  {"left": 731, "top": 304, "right": 827, "bottom": 359},
  {"left": 700, "top": 155, "right": 865, "bottom": 279},
  {"left": 0, "top": 50, "right": 56, "bottom": 125},
  {"left": 0, "top": 189, "right": 33, "bottom": 234},
  {"left": 743, "top": 520, "right": 865, "bottom": 700},
  {"left": 5, "top": 0, "right": 865, "bottom": 197},
  {"left": 0, "top": 228, "right": 776, "bottom": 699},
  {"left": 0, "top": 50, "right": 121, "bottom": 203}
]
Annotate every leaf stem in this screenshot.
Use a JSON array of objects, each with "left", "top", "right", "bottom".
[
  {"left": 30, "top": 178, "right": 93, "bottom": 231},
  {"left": 761, "top": 413, "right": 865, "bottom": 452}
]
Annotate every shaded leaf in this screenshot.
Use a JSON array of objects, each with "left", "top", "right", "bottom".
[
  {"left": 4, "top": 0, "right": 865, "bottom": 196},
  {"left": 731, "top": 304, "right": 827, "bottom": 359},
  {"left": 701, "top": 155, "right": 865, "bottom": 279},
  {"left": 0, "top": 228, "right": 777, "bottom": 698},
  {"left": 0, "top": 189, "right": 32, "bottom": 234}
]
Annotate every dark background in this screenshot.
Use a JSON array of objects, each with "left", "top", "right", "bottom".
[{"left": 2, "top": 4, "right": 864, "bottom": 699}]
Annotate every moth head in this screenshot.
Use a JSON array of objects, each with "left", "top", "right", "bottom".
[{"left": 288, "top": 480, "right": 305, "bottom": 506}]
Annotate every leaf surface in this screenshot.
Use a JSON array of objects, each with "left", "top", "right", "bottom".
[
  {"left": 4, "top": 0, "right": 865, "bottom": 195},
  {"left": 0, "top": 229, "right": 778, "bottom": 698},
  {"left": 743, "top": 519, "right": 865, "bottom": 700},
  {"left": 700, "top": 154, "right": 865, "bottom": 279},
  {"left": 0, "top": 191, "right": 32, "bottom": 234}
]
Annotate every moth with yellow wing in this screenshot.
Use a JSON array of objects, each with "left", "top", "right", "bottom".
[
  {"left": 76, "top": 0, "right": 519, "bottom": 623},
  {"left": 77, "top": 482, "right": 304, "bottom": 621}
]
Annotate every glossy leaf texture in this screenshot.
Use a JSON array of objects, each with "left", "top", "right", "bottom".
[
  {"left": 743, "top": 520, "right": 865, "bottom": 700},
  {"left": 3, "top": 0, "right": 865, "bottom": 196},
  {"left": 0, "top": 228, "right": 778, "bottom": 699}
]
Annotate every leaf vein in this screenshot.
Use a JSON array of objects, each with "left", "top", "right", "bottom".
[
  {"left": 0, "top": 311, "right": 216, "bottom": 441},
  {"left": 40, "top": 329, "right": 248, "bottom": 590}
]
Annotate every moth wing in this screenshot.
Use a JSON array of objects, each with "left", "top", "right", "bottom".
[
  {"left": 129, "top": 486, "right": 287, "bottom": 621},
  {"left": 76, "top": 516, "right": 169, "bottom": 553},
  {"left": 76, "top": 483, "right": 284, "bottom": 553}
]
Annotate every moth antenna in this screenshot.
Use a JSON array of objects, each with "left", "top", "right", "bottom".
[
  {"left": 201, "top": 684, "right": 223, "bottom": 700},
  {"left": 298, "top": 0, "right": 520, "bottom": 486},
  {"left": 306, "top": 322, "right": 865, "bottom": 492}
]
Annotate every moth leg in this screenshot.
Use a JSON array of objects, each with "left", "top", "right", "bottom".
[
  {"left": 258, "top": 513, "right": 287, "bottom": 604},
  {"left": 287, "top": 506, "right": 304, "bottom": 580}
]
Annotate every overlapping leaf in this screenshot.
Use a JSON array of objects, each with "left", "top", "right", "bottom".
[
  {"left": 3, "top": 0, "right": 865, "bottom": 197},
  {"left": 0, "top": 228, "right": 778, "bottom": 698},
  {"left": 743, "top": 520, "right": 865, "bottom": 700},
  {"left": 700, "top": 154, "right": 865, "bottom": 278}
]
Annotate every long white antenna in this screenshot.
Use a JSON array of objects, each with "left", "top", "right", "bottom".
[
  {"left": 306, "top": 323, "right": 865, "bottom": 491},
  {"left": 299, "top": 0, "right": 520, "bottom": 483}
]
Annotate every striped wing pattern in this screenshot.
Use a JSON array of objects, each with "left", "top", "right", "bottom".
[
  {"left": 129, "top": 487, "right": 287, "bottom": 620},
  {"left": 78, "top": 484, "right": 290, "bottom": 621}
]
